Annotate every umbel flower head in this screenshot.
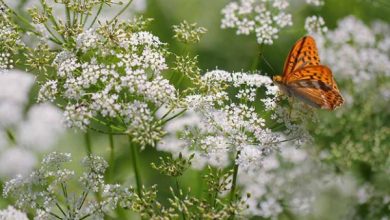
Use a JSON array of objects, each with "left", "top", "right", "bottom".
[
  {"left": 0, "top": 70, "right": 64, "bottom": 178},
  {"left": 3, "top": 152, "right": 132, "bottom": 219},
  {"left": 221, "top": 0, "right": 295, "bottom": 45},
  {"left": 36, "top": 14, "right": 179, "bottom": 147},
  {"left": 159, "top": 69, "right": 313, "bottom": 170},
  {"left": 221, "top": 0, "right": 327, "bottom": 45}
]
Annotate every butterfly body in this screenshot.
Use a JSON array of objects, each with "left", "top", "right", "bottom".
[{"left": 273, "top": 36, "right": 344, "bottom": 110}]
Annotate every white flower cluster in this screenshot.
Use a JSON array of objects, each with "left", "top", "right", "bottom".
[
  {"left": 316, "top": 16, "right": 390, "bottom": 88},
  {"left": 238, "top": 145, "right": 357, "bottom": 218},
  {"left": 0, "top": 70, "right": 65, "bottom": 178},
  {"left": 221, "top": 0, "right": 293, "bottom": 44},
  {"left": 305, "top": 0, "right": 324, "bottom": 6},
  {"left": 159, "top": 70, "right": 312, "bottom": 170},
  {"left": 3, "top": 152, "right": 132, "bottom": 219},
  {"left": 239, "top": 144, "right": 390, "bottom": 219},
  {"left": 0, "top": 3, "right": 20, "bottom": 72},
  {"left": 304, "top": 15, "right": 328, "bottom": 35},
  {"left": 40, "top": 26, "right": 176, "bottom": 146},
  {"left": 0, "top": 206, "right": 28, "bottom": 220}
]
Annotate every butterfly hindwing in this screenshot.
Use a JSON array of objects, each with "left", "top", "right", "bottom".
[
  {"left": 286, "top": 66, "right": 344, "bottom": 110},
  {"left": 282, "top": 36, "right": 321, "bottom": 82},
  {"left": 287, "top": 86, "right": 343, "bottom": 110}
]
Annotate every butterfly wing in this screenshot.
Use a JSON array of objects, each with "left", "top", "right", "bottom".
[
  {"left": 287, "top": 86, "right": 343, "bottom": 110},
  {"left": 286, "top": 66, "right": 344, "bottom": 110},
  {"left": 282, "top": 36, "right": 321, "bottom": 82}
]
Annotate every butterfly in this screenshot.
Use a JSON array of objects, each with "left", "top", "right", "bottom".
[{"left": 273, "top": 36, "right": 344, "bottom": 110}]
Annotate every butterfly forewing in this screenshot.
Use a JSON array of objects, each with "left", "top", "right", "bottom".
[
  {"left": 287, "top": 65, "right": 335, "bottom": 89},
  {"left": 283, "top": 36, "right": 321, "bottom": 83}
]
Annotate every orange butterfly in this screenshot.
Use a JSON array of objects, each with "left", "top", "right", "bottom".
[{"left": 273, "top": 36, "right": 344, "bottom": 110}]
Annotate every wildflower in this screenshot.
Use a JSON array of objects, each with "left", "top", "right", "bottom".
[
  {"left": 17, "top": 104, "right": 65, "bottom": 152},
  {"left": 159, "top": 70, "right": 312, "bottom": 171},
  {"left": 316, "top": 16, "right": 390, "bottom": 87},
  {"left": 305, "top": 15, "right": 328, "bottom": 35},
  {"left": 305, "top": 0, "right": 324, "bottom": 6},
  {"left": 221, "top": 0, "right": 293, "bottom": 44},
  {"left": 0, "top": 70, "right": 65, "bottom": 177},
  {"left": 0, "top": 206, "right": 28, "bottom": 220},
  {"left": 173, "top": 20, "right": 207, "bottom": 44},
  {"left": 3, "top": 152, "right": 132, "bottom": 219},
  {"left": 36, "top": 19, "right": 177, "bottom": 150},
  {"left": 0, "top": 70, "right": 34, "bottom": 127},
  {"left": 0, "top": 148, "right": 37, "bottom": 177}
]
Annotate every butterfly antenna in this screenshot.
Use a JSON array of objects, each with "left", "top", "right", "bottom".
[{"left": 261, "top": 54, "right": 276, "bottom": 75}]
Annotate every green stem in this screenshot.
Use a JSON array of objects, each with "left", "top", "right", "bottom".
[
  {"left": 6, "top": 129, "right": 16, "bottom": 144},
  {"left": 251, "top": 44, "right": 262, "bottom": 71},
  {"left": 197, "top": 170, "right": 204, "bottom": 198},
  {"left": 176, "top": 178, "right": 186, "bottom": 220},
  {"left": 65, "top": 5, "right": 71, "bottom": 27},
  {"left": 39, "top": 0, "right": 64, "bottom": 41},
  {"left": 229, "top": 150, "right": 241, "bottom": 203},
  {"left": 84, "top": 131, "right": 92, "bottom": 155},
  {"left": 108, "top": 0, "right": 133, "bottom": 24},
  {"left": 88, "top": 1, "right": 104, "bottom": 28},
  {"left": 108, "top": 132, "right": 115, "bottom": 181},
  {"left": 161, "top": 109, "right": 186, "bottom": 124},
  {"left": 129, "top": 136, "right": 142, "bottom": 197}
]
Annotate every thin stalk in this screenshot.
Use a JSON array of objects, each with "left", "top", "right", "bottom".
[
  {"left": 39, "top": 0, "right": 64, "bottom": 41},
  {"left": 61, "top": 183, "right": 72, "bottom": 216},
  {"left": 108, "top": 132, "right": 115, "bottom": 181},
  {"left": 229, "top": 151, "right": 241, "bottom": 203},
  {"left": 82, "top": 13, "right": 90, "bottom": 27},
  {"left": 88, "top": 1, "right": 104, "bottom": 28},
  {"left": 108, "top": 0, "right": 133, "bottom": 24},
  {"left": 161, "top": 109, "right": 186, "bottom": 124},
  {"left": 129, "top": 136, "right": 142, "bottom": 197},
  {"left": 43, "top": 23, "right": 63, "bottom": 44},
  {"left": 1, "top": 1, "right": 60, "bottom": 43},
  {"left": 84, "top": 131, "right": 92, "bottom": 155},
  {"left": 197, "top": 170, "right": 204, "bottom": 198},
  {"left": 65, "top": 5, "right": 71, "bottom": 27},
  {"left": 55, "top": 202, "right": 67, "bottom": 217},
  {"left": 87, "top": 125, "right": 127, "bottom": 135},
  {"left": 175, "top": 178, "right": 186, "bottom": 220},
  {"left": 251, "top": 44, "right": 263, "bottom": 71},
  {"left": 6, "top": 129, "right": 16, "bottom": 144}
]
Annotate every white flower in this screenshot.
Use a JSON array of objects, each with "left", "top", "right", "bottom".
[
  {"left": 53, "top": 51, "right": 80, "bottom": 77},
  {"left": 0, "top": 102, "right": 24, "bottom": 128},
  {"left": 0, "top": 148, "right": 37, "bottom": 177},
  {"left": 0, "top": 206, "right": 28, "bottom": 220},
  {"left": 0, "top": 52, "right": 13, "bottom": 71},
  {"left": 17, "top": 104, "right": 65, "bottom": 152},
  {"left": 305, "top": 0, "right": 324, "bottom": 6},
  {"left": 38, "top": 80, "right": 58, "bottom": 102},
  {"left": 236, "top": 146, "right": 264, "bottom": 172},
  {"left": 316, "top": 16, "right": 390, "bottom": 87},
  {"left": 305, "top": 15, "right": 328, "bottom": 34},
  {"left": 257, "top": 197, "right": 283, "bottom": 218},
  {"left": 0, "top": 70, "right": 34, "bottom": 127},
  {"left": 76, "top": 29, "right": 100, "bottom": 52},
  {"left": 221, "top": 0, "right": 292, "bottom": 45},
  {"left": 0, "top": 70, "right": 34, "bottom": 104},
  {"left": 280, "top": 145, "right": 307, "bottom": 163},
  {"left": 64, "top": 104, "right": 93, "bottom": 130}
]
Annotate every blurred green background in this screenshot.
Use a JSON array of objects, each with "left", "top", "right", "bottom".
[{"left": 2, "top": 0, "right": 390, "bottom": 219}]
